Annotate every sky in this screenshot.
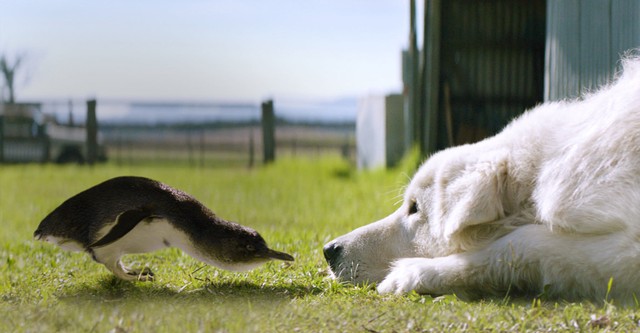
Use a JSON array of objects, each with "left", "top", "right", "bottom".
[{"left": 1, "top": 1, "right": 418, "bottom": 105}]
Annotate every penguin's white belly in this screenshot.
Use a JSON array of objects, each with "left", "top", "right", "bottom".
[
  {"left": 92, "top": 218, "right": 267, "bottom": 272},
  {"left": 95, "top": 218, "right": 191, "bottom": 255}
]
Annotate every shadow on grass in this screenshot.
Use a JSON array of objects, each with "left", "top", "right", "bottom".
[
  {"left": 56, "top": 275, "right": 323, "bottom": 304},
  {"left": 331, "top": 166, "right": 353, "bottom": 179}
]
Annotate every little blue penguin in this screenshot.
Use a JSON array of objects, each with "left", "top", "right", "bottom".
[{"left": 34, "top": 176, "right": 294, "bottom": 281}]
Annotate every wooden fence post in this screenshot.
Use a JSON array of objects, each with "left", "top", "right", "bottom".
[
  {"left": 261, "top": 99, "right": 275, "bottom": 164},
  {"left": 0, "top": 111, "right": 4, "bottom": 163},
  {"left": 199, "top": 129, "right": 205, "bottom": 168},
  {"left": 86, "top": 99, "right": 98, "bottom": 165},
  {"left": 248, "top": 127, "right": 255, "bottom": 168}
]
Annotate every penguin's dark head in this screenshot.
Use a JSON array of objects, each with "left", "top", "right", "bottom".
[{"left": 197, "top": 223, "right": 294, "bottom": 271}]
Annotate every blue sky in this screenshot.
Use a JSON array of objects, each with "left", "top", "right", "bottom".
[{"left": 1, "top": 1, "right": 417, "bottom": 103}]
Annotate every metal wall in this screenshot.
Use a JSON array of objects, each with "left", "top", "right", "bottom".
[
  {"left": 430, "top": 0, "right": 546, "bottom": 149},
  {"left": 545, "top": 0, "right": 640, "bottom": 101}
]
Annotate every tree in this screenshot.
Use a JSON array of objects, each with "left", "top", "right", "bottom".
[{"left": 0, "top": 52, "right": 27, "bottom": 104}]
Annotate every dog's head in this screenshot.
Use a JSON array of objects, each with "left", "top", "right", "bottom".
[{"left": 324, "top": 147, "right": 509, "bottom": 284}]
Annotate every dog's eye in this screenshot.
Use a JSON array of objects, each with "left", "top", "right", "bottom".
[{"left": 408, "top": 200, "right": 418, "bottom": 215}]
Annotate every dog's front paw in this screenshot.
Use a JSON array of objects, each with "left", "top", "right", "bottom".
[{"left": 377, "top": 258, "right": 428, "bottom": 294}]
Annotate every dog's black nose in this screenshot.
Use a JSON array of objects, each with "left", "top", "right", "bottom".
[{"left": 323, "top": 242, "right": 343, "bottom": 263}]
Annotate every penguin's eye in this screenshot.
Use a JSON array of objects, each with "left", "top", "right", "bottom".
[
  {"left": 408, "top": 200, "right": 418, "bottom": 215},
  {"left": 246, "top": 244, "right": 255, "bottom": 252}
]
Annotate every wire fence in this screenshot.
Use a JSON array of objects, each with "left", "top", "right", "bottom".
[
  {"left": 39, "top": 99, "right": 356, "bottom": 168},
  {"left": 102, "top": 123, "right": 355, "bottom": 168}
]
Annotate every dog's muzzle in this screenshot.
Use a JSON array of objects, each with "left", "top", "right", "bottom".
[{"left": 323, "top": 241, "right": 343, "bottom": 273}]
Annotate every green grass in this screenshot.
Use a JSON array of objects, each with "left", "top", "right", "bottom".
[{"left": 1, "top": 153, "right": 639, "bottom": 332}]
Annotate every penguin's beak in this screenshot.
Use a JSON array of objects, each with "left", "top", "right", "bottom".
[{"left": 265, "top": 248, "right": 294, "bottom": 261}]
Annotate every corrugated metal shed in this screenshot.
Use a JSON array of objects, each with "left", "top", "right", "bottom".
[
  {"left": 545, "top": 0, "right": 640, "bottom": 101},
  {"left": 421, "top": 0, "right": 546, "bottom": 151},
  {"left": 418, "top": 0, "right": 640, "bottom": 156}
]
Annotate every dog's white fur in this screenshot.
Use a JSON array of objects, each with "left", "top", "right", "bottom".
[{"left": 325, "top": 57, "right": 640, "bottom": 303}]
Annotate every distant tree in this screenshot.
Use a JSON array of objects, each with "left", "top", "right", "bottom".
[{"left": 0, "top": 52, "right": 27, "bottom": 104}]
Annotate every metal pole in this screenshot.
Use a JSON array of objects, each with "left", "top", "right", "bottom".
[
  {"left": 409, "top": 0, "right": 420, "bottom": 145},
  {"left": 419, "top": 0, "right": 429, "bottom": 154},
  {"left": 423, "top": 0, "right": 441, "bottom": 156}
]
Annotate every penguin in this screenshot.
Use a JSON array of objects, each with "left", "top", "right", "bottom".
[{"left": 34, "top": 176, "right": 294, "bottom": 281}]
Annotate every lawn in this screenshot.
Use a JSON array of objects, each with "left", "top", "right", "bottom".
[{"left": 1, "top": 154, "right": 638, "bottom": 332}]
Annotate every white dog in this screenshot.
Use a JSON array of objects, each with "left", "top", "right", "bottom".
[{"left": 324, "top": 57, "right": 640, "bottom": 303}]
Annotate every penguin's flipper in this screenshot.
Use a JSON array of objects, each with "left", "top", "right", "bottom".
[{"left": 89, "top": 208, "right": 156, "bottom": 248}]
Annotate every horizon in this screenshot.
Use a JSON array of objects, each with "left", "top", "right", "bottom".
[{"left": 27, "top": 95, "right": 362, "bottom": 124}]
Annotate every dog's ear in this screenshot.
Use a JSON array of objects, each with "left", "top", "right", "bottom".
[{"left": 442, "top": 153, "right": 507, "bottom": 241}]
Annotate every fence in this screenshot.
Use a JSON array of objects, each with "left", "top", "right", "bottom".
[{"left": 39, "top": 99, "right": 355, "bottom": 167}]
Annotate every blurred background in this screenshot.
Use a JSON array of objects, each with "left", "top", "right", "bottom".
[
  {"left": 1, "top": 0, "right": 639, "bottom": 168},
  {"left": 1, "top": 1, "right": 407, "bottom": 167}
]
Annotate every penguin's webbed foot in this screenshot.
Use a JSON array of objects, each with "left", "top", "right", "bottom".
[
  {"left": 102, "top": 258, "right": 155, "bottom": 282},
  {"left": 126, "top": 267, "right": 155, "bottom": 282}
]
